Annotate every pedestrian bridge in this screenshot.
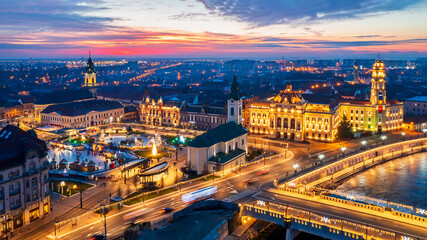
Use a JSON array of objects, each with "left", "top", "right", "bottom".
[{"left": 239, "top": 189, "right": 427, "bottom": 240}]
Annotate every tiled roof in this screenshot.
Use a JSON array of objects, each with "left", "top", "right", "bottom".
[
  {"left": 208, "top": 148, "right": 245, "bottom": 164},
  {"left": 41, "top": 100, "right": 123, "bottom": 116},
  {"left": 187, "top": 122, "right": 247, "bottom": 148},
  {"left": 406, "top": 96, "right": 427, "bottom": 102},
  {"left": 302, "top": 94, "right": 334, "bottom": 105},
  {"left": 0, "top": 125, "right": 47, "bottom": 170},
  {"left": 35, "top": 88, "right": 94, "bottom": 105}
]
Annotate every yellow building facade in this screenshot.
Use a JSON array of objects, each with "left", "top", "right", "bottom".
[
  {"left": 247, "top": 60, "right": 403, "bottom": 142},
  {"left": 140, "top": 97, "right": 180, "bottom": 127}
]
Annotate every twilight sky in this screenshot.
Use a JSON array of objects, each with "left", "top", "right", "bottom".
[{"left": 1, "top": 0, "right": 427, "bottom": 58}]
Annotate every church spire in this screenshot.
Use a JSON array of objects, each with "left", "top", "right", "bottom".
[
  {"left": 230, "top": 75, "right": 240, "bottom": 100},
  {"left": 84, "top": 51, "right": 97, "bottom": 97}
]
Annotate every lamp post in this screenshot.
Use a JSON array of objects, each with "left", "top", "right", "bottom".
[
  {"left": 318, "top": 154, "right": 324, "bottom": 165},
  {"left": 401, "top": 132, "right": 406, "bottom": 140},
  {"left": 60, "top": 181, "right": 65, "bottom": 195},
  {"left": 73, "top": 184, "right": 83, "bottom": 208},
  {"left": 341, "top": 147, "right": 346, "bottom": 157},
  {"left": 381, "top": 135, "right": 386, "bottom": 145},
  {"left": 293, "top": 162, "right": 298, "bottom": 173},
  {"left": 361, "top": 140, "right": 367, "bottom": 149},
  {"left": 423, "top": 128, "right": 427, "bottom": 137}
]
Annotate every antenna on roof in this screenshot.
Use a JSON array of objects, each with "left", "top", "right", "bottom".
[
  {"left": 89, "top": 51, "right": 91, "bottom": 57},
  {"left": 377, "top": 53, "right": 380, "bottom": 60}
]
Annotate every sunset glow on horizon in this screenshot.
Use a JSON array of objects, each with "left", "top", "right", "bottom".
[{"left": 1, "top": 0, "right": 427, "bottom": 58}]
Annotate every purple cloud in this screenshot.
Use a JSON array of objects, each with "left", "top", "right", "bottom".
[{"left": 199, "top": 0, "right": 425, "bottom": 26}]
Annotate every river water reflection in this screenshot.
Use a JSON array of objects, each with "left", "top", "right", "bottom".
[{"left": 336, "top": 152, "right": 427, "bottom": 210}]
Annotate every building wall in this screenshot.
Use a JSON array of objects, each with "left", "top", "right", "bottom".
[
  {"left": 0, "top": 150, "right": 50, "bottom": 233},
  {"left": 180, "top": 112, "right": 227, "bottom": 131},
  {"left": 248, "top": 100, "right": 403, "bottom": 142},
  {"left": 34, "top": 98, "right": 93, "bottom": 124},
  {"left": 340, "top": 104, "right": 403, "bottom": 132},
  {"left": 40, "top": 108, "right": 124, "bottom": 128},
  {"left": 404, "top": 100, "right": 427, "bottom": 116},
  {"left": 140, "top": 100, "right": 180, "bottom": 127},
  {"left": 187, "top": 133, "right": 248, "bottom": 175},
  {"left": 0, "top": 105, "right": 23, "bottom": 120}
]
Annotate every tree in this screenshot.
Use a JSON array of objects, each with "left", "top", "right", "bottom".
[{"left": 337, "top": 114, "right": 353, "bottom": 140}]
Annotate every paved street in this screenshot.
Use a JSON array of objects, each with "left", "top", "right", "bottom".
[
  {"left": 246, "top": 190, "right": 427, "bottom": 239},
  {"left": 13, "top": 130, "right": 426, "bottom": 240}
]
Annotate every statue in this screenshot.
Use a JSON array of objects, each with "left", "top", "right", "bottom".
[{"left": 100, "top": 129, "right": 105, "bottom": 142}]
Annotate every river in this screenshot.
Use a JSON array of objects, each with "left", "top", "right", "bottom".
[{"left": 336, "top": 152, "right": 427, "bottom": 210}]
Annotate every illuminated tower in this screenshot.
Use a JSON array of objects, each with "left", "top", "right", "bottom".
[
  {"left": 370, "top": 60, "right": 386, "bottom": 105},
  {"left": 228, "top": 75, "right": 243, "bottom": 124},
  {"left": 85, "top": 51, "right": 97, "bottom": 96},
  {"left": 353, "top": 64, "right": 359, "bottom": 83}
]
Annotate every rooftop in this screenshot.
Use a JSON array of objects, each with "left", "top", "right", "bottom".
[
  {"left": 208, "top": 148, "right": 245, "bottom": 164},
  {"left": 406, "top": 96, "right": 427, "bottom": 102},
  {"left": 0, "top": 125, "right": 47, "bottom": 170},
  {"left": 187, "top": 122, "right": 247, "bottom": 148},
  {"left": 41, "top": 100, "right": 123, "bottom": 117},
  {"left": 35, "top": 88, "right": 94, "bottom": 105}
]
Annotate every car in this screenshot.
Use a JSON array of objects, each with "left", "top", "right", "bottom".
[
  {"left": 256, "top": 169, "right": 270, "bottom": 175},
  {"left": 244, "top": 180, "right": 254, "bottom": 185},
  {"left": 90, "top": 234, "right": 105, "bottom": 240},
  {"left": 160, "top": 207, "right": 173, "bottom": 214}
]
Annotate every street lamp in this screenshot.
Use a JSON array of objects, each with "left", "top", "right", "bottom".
[
  {"left": 73, "top": 184, "right": 83, "bottom": 208},
  {"left": 423, "top": 128, "right": 427, "bottom": 137},
  {"left": 293, "top": 163, "right": 299, "bottom": 173},
  {"left": 401, "top": 132, "right": 406, "bottom": 140},
  {"left": 318, "top": 154, "right": 324, "bottom": 165},
  {"left": 341, "top": 147, "right": 346, "bottom": 157},
  {"left": 60, "top": 181, "right": 65, "bottom": 195},
  {"left": 381, "top": 135, "right": 386, "bottom": 144}
]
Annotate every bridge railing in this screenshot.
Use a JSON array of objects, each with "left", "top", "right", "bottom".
[
  {"left": 273, "top": 186, "right": 427, "bottom": 227},
  {"left": 242, "top": 204, "right": 405, "bottom": 240},
  {"left": 278, "top": 136, "right": 427, "bottom": 187}
]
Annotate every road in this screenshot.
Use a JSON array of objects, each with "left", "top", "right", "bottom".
[
  {"left": 16, "top": 130, "right": 424, "bottom": 239},
  {"left": 247, "top": 190, "right": 427, "bottom": 239}
]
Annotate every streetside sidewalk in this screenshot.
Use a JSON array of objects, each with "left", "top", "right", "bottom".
[{"left": 10, "top": 180, "right": 112, "bottom": 240}]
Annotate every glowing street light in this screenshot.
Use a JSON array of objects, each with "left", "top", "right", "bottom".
[
  {"left": 341, "top": 147, "right": 346, "bottom": 152},
  {"left": 319, "top": 154, "right": 324, "bottom": 160},
  {"left": 60, "top": 181, "right": 65, "bottom": 195},
  {"left": 361, "top": 140, "right": 367, "bottom": 146},
  {"left": 293, "top": 163, "right": 299, "bottom": 173}
]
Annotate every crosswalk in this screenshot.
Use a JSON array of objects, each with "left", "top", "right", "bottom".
[{"left": 224, "top": 188, "right": 257, "bottom": 203}]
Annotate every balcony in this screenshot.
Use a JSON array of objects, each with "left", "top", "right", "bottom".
[
  {"left": 10, "top": 203, "right": 21, "bottom": 210},
  {"left": 9, "top": 190, "right": 20, "bottom": 196}
]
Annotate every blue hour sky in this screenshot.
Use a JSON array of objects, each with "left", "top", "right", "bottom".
[{"left": 1, "top": 0, "right": 427, "bottom": 58}]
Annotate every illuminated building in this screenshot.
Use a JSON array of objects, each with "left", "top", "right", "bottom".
[
  {"left": 227, "top": 75, "right": 243, "bottom": 125},
  {"left": 248, "top": 60, "right": 403, "bottom": 142},
  {"left": 0, "top": 126, "right": 50, "bottom": 235},
  {"left": 339, "top": 60, "right": 403, "bottom": 133},
  {"left": 40, "top": 100, "right": 124, "bottom": 128},
  {"left": 84, "top": 52, "right": 97, "bottom": 96},
  {"left": 139, "top": 96, "right": 180, "bottom": 127}
]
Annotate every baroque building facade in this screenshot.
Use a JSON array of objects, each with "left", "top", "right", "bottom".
[
  {"left": 247, "top": 60, "right": 403, "bottom": 142},
  {"left": 139, "top": 97, "right": 180, "bottom": 127}
]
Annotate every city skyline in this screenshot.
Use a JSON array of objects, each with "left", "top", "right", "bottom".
[{"left": 1, "top": 0, "right": 427, "bottom": 59}]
